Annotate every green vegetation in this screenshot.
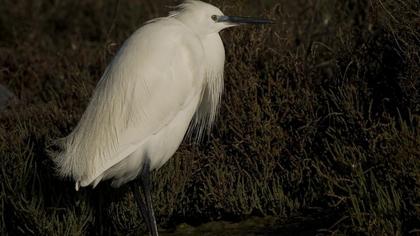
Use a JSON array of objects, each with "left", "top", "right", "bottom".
[{"left": 0, "top": 0, "right": 418, "bottom": 235}]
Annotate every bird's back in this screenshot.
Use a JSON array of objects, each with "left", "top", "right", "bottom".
[{"left": 55, "top": 17, "right": 207, "bottom": 189}]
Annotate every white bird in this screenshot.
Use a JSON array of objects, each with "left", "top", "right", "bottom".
[{"left": 54, "top": 1, "right": 272, "bottom": 235}]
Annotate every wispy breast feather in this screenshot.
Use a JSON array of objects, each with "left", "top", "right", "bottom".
[{"left": 189, "top": 33, "right": 225, "bottom": 141}]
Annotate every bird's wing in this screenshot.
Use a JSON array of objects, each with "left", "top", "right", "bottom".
[{"left": 56, "top": 19, "right": 205, "bottom": 186}]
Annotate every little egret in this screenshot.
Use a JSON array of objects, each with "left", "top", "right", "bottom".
[{"left": 54, "top": 1, "right": 273, "bottom": 235}]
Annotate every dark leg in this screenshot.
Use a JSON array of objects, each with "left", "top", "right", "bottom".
[
  {"left": 130, "top": 181, "right": 152, "bottom": 233},
  {"left": 130, "top": 159, "right": 158, "bottom": 236},
  {"left": 139, "top": 159, "right": 158, "bottom": 236}
]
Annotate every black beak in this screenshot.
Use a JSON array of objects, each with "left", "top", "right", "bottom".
[{"left": 217, "top": 15, "right": 274, "bottom": 25}]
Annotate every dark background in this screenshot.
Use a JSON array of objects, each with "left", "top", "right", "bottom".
[{"left": 0, "top": 0, "right": 419, "bottom": 235}]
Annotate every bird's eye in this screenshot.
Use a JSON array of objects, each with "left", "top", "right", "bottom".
[{"left": 211, "top": 15, "right": 218, "bottom": 22}]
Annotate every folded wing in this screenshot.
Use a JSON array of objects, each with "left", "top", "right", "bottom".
[{"left": 55, "top": 18, "right": 205, "bottom": 187}]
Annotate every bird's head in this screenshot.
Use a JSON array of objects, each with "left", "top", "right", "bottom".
[{"left": 173, "top": 0, "right": 273, "bottom": 36}]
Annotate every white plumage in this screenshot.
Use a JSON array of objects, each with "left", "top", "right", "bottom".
[{"left": 55, "top": 1, "right": 226, "bottom": 190}]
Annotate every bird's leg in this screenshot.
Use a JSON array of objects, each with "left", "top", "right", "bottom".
[
  {"left": 140, "top": 158, "right": 159, "bottom": 236},
  {"left": 130, "top": 181, "right": 152, "bottom": 234}
]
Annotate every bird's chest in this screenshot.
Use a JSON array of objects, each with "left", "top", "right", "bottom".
[{"left": 144, "top": 90, "right": 202, "bottom": 170}]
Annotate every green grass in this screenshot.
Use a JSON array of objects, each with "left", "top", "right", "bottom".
[{"left": 0, "top": 0, "right": 419, "bottom": 235}]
